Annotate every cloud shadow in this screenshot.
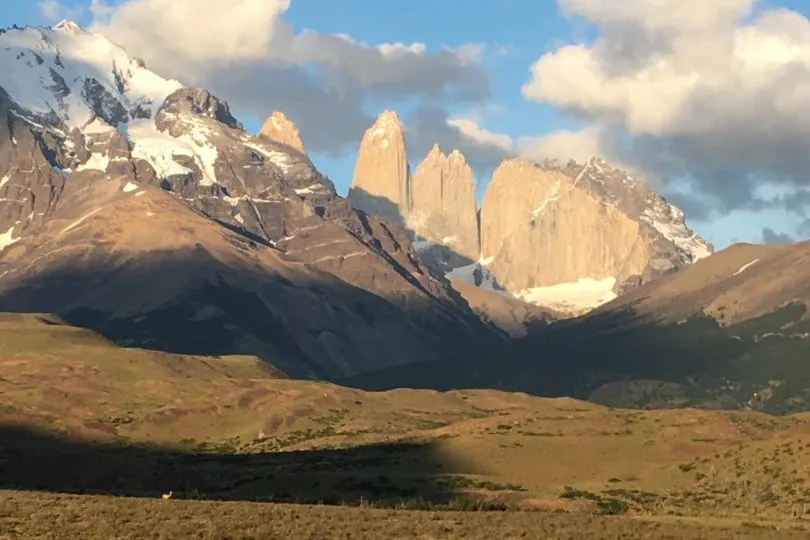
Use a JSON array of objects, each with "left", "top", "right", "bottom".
[{"left": 0, "top": 422, "right": 489, "bottom": 507}]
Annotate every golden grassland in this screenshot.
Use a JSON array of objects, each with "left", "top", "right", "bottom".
[
  {"left": 2, "top": 313, "right": 810, "bottom": 538},
  {"left": 3, "top": 490, "right": 810, "bottom": 540}
]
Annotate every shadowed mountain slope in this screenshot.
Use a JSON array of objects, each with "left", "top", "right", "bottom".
[{"left": 347, "top": 241, "right": 810, "bottom": 414}]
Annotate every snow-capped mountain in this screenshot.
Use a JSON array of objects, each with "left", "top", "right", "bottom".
[
  {"left": 0, "top": 20, "right": 180, "bottom": 130},
  {"left": 0, "top": 21, "right": 502, "bottom": 378}
]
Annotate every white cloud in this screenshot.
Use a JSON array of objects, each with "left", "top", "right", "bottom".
[
  {"left": 523, "top": 0, "right": 810, "bottom": 219},
  {"left": 39, "top": 0, "right": 82, "bottom": 21},
  {"left": 448, "top": 118, "right": 514, "bottom": 153},
  {"left": 89, "top": 0, "right": 115, "bottom": 22},
  {"left": 92, "top": 0, "right": 291, "bottom": 65},
  {"left": 406, "top": 106, "right": 515, "bottom": 172},
  {"left": 518, "top": 127, "right": 604, "bottom": 165},
  {"left": 89, "top": 0, "right": 491, "bottom": 157},
  {"left": 39, "top": 0, "right": 60, "bottom": 20}
]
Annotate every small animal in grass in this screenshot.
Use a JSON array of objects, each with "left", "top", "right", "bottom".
[{"left": 161, "top": 490, "right": 173, "bottom": 500}]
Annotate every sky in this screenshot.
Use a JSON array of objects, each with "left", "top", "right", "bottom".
[{"left": 2, "top": 0, "right": 810, "bottom": 248}]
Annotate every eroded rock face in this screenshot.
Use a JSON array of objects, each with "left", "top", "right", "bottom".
[
  {"left": 410, "top": 144, "right": 479, "bottom": 262},
  {"left": 481, "top": 159, "right": 650, "bottom": 291},
  {"left": 259, "top": 111, "right": 306, "bottom": 154},
  {"left": 478, "top": 158, "right": 712, "bottom": 314},
  {"left": 348, "top": 110, "right": 410, "bottom": 222}
]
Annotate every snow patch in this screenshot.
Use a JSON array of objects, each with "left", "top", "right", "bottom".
[
  {"left": 171, "top": 116, "right": 219, "bottom": 185},
  {"left": 0, "top": 175, "right": 9, "bottom": 189},
  {"left": 244, "top": 141, "right": 293, "bottom": 173},
  {"left": 641, "top": 204, "right": 713, "bottom": 262},
  {"left": 733, "top": 258, "right": 760, "bottom": 276},
  {"left": 122, "top": 181, "right": 139, "bottom": 193},
  {"left": 448, "top": 256, "right": 500, "bottom": 292},
  {"left": 76, "top": 152, "right": 110, "bottom": 172},
  {"left": 61, "top": 207, "right": 102, "bottom": 235},
  {"left": 0, "top": 226, "right": 19, "bottom": 251},
  {"left": 412, "top": 238, "right": 434, "bottom": 251},
  {"left": 124, "top": 119, "right": 193, "bottom": 178},
  {"left": 530, "top": 180, "right": 561, "bottom": 217},
  {"left": 516, "top": 277, "right": 618, "bottom": 316},
  {"left": 294, "top": 184, "right": 323, "bottom": 195}
]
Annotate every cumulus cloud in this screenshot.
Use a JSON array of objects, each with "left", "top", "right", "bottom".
[
  {"left": 447, "top": 118, "right": 514, "bottom": 154},
  {"left": 518, "top": 127, "right": 607, "bottom": 165},
  {"left": 522, "top": 0, "right": 810, "bottom": 220},
  {"left": 90, "top": 0, "right": 491, "bottom": 157},
  {"left": 405, "top": 106, "right": 515, "bottom": 172}
]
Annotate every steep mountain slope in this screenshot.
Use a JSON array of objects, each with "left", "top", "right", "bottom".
[
  {"left": 0, "top": 21, "right": 503, "bottom": 378},
  {"left": 347, "top": 241, "right": 810, "bottom": 414},
  {"left": 448, "top": 278, "right": 557, "bottom": 337},
  {"left": 345, "top": 112, "right": 711, "bottom": 317}
]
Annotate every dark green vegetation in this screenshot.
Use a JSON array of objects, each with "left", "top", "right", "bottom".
[{"left": 347, "top": 302, "right": 810, "bottom": 415}]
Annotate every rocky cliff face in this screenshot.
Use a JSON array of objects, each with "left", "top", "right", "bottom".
[
  {"left": 0, "top": 21, "right": 503, "bottom": 379},
  {"left": 478, "top": 158, "right": 712, "bottom": 315},
  {"left": 410, "top": 144, "right": 479, "bottom": 262},
  {"left": 259, "top": 111, "right": 306, "bottom": 154},
  {"left": 347, "top": 110, "right": 410, "bottom": 222},
  {"left": 347, "top": 107, "right": 712, "bottom": 317}
]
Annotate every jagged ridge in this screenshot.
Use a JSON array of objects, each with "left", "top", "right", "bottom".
[{"left": 0, "top": 21, "right": 504, "bottom": 379}]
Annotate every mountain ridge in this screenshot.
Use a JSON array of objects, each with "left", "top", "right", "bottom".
[
  {"left": 0, "top": 21, "right": 505, "bottom": 379},
  {"left": 347, "top": 110, "right": 713, "bottom": 317}
]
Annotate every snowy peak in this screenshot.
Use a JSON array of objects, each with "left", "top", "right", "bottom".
[
  {"left": 53, "top": 20, "right": 86, "bottom": 35},
  {"left": 0, "top": 22, "right": 182, "bottom": 132},
  {"left": 0, "top": 21, "right": 337, "bottom": 253},
  {"left": 260, "top": 110, "right": 306, "bottom": 154}
]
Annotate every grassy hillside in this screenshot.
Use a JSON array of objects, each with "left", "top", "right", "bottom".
[
  {"left": 3, "top": 313, "right": 810, "bottom": 538},
  {"left": 348, "top": 302, "right": 810, "bottom": 415}
]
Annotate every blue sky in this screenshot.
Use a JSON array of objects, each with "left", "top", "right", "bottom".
[{"left": 2, "top": 0, "right": 810, "bottom": 249}]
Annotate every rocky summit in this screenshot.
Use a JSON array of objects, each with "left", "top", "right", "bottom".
[
  {"left": 347, "top": 110, "right": 410, "bottom": 223},
  {"left": 0, "top": 22, "right": 503, "bottom": 380},
  {"left": 347, "top": 112, "right": 712, "bottom": 317},
  {"left": 260, "top": 111, "right": 306, "bottom": 154},
  {"left": 479, "top": 158, "right": 712, "bottom": 315},
  {"left": 411, "top": 144, "right": 479, "bottom": 263}
]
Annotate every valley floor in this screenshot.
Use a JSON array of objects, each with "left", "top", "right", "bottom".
[
  {"left": 2, "top": 490, "right": 808, "bottom": 540},
  {"left": 3, "top": 314, "right": 810, "bottom": 538}
]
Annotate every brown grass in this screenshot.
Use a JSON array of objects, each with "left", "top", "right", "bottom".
[
  {"left": 3, "top": 314, "right": 810, "bottom": 537},
  {"left": 2, "top": 490, "right": 809, "bottom": 540}
]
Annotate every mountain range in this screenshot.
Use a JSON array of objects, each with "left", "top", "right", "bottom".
[
  {"left": 1, "top": 21, "right": 809, "bottom": 414},
  {"left": 348, "top": 111, "right": 713, "bottom": 316}
]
